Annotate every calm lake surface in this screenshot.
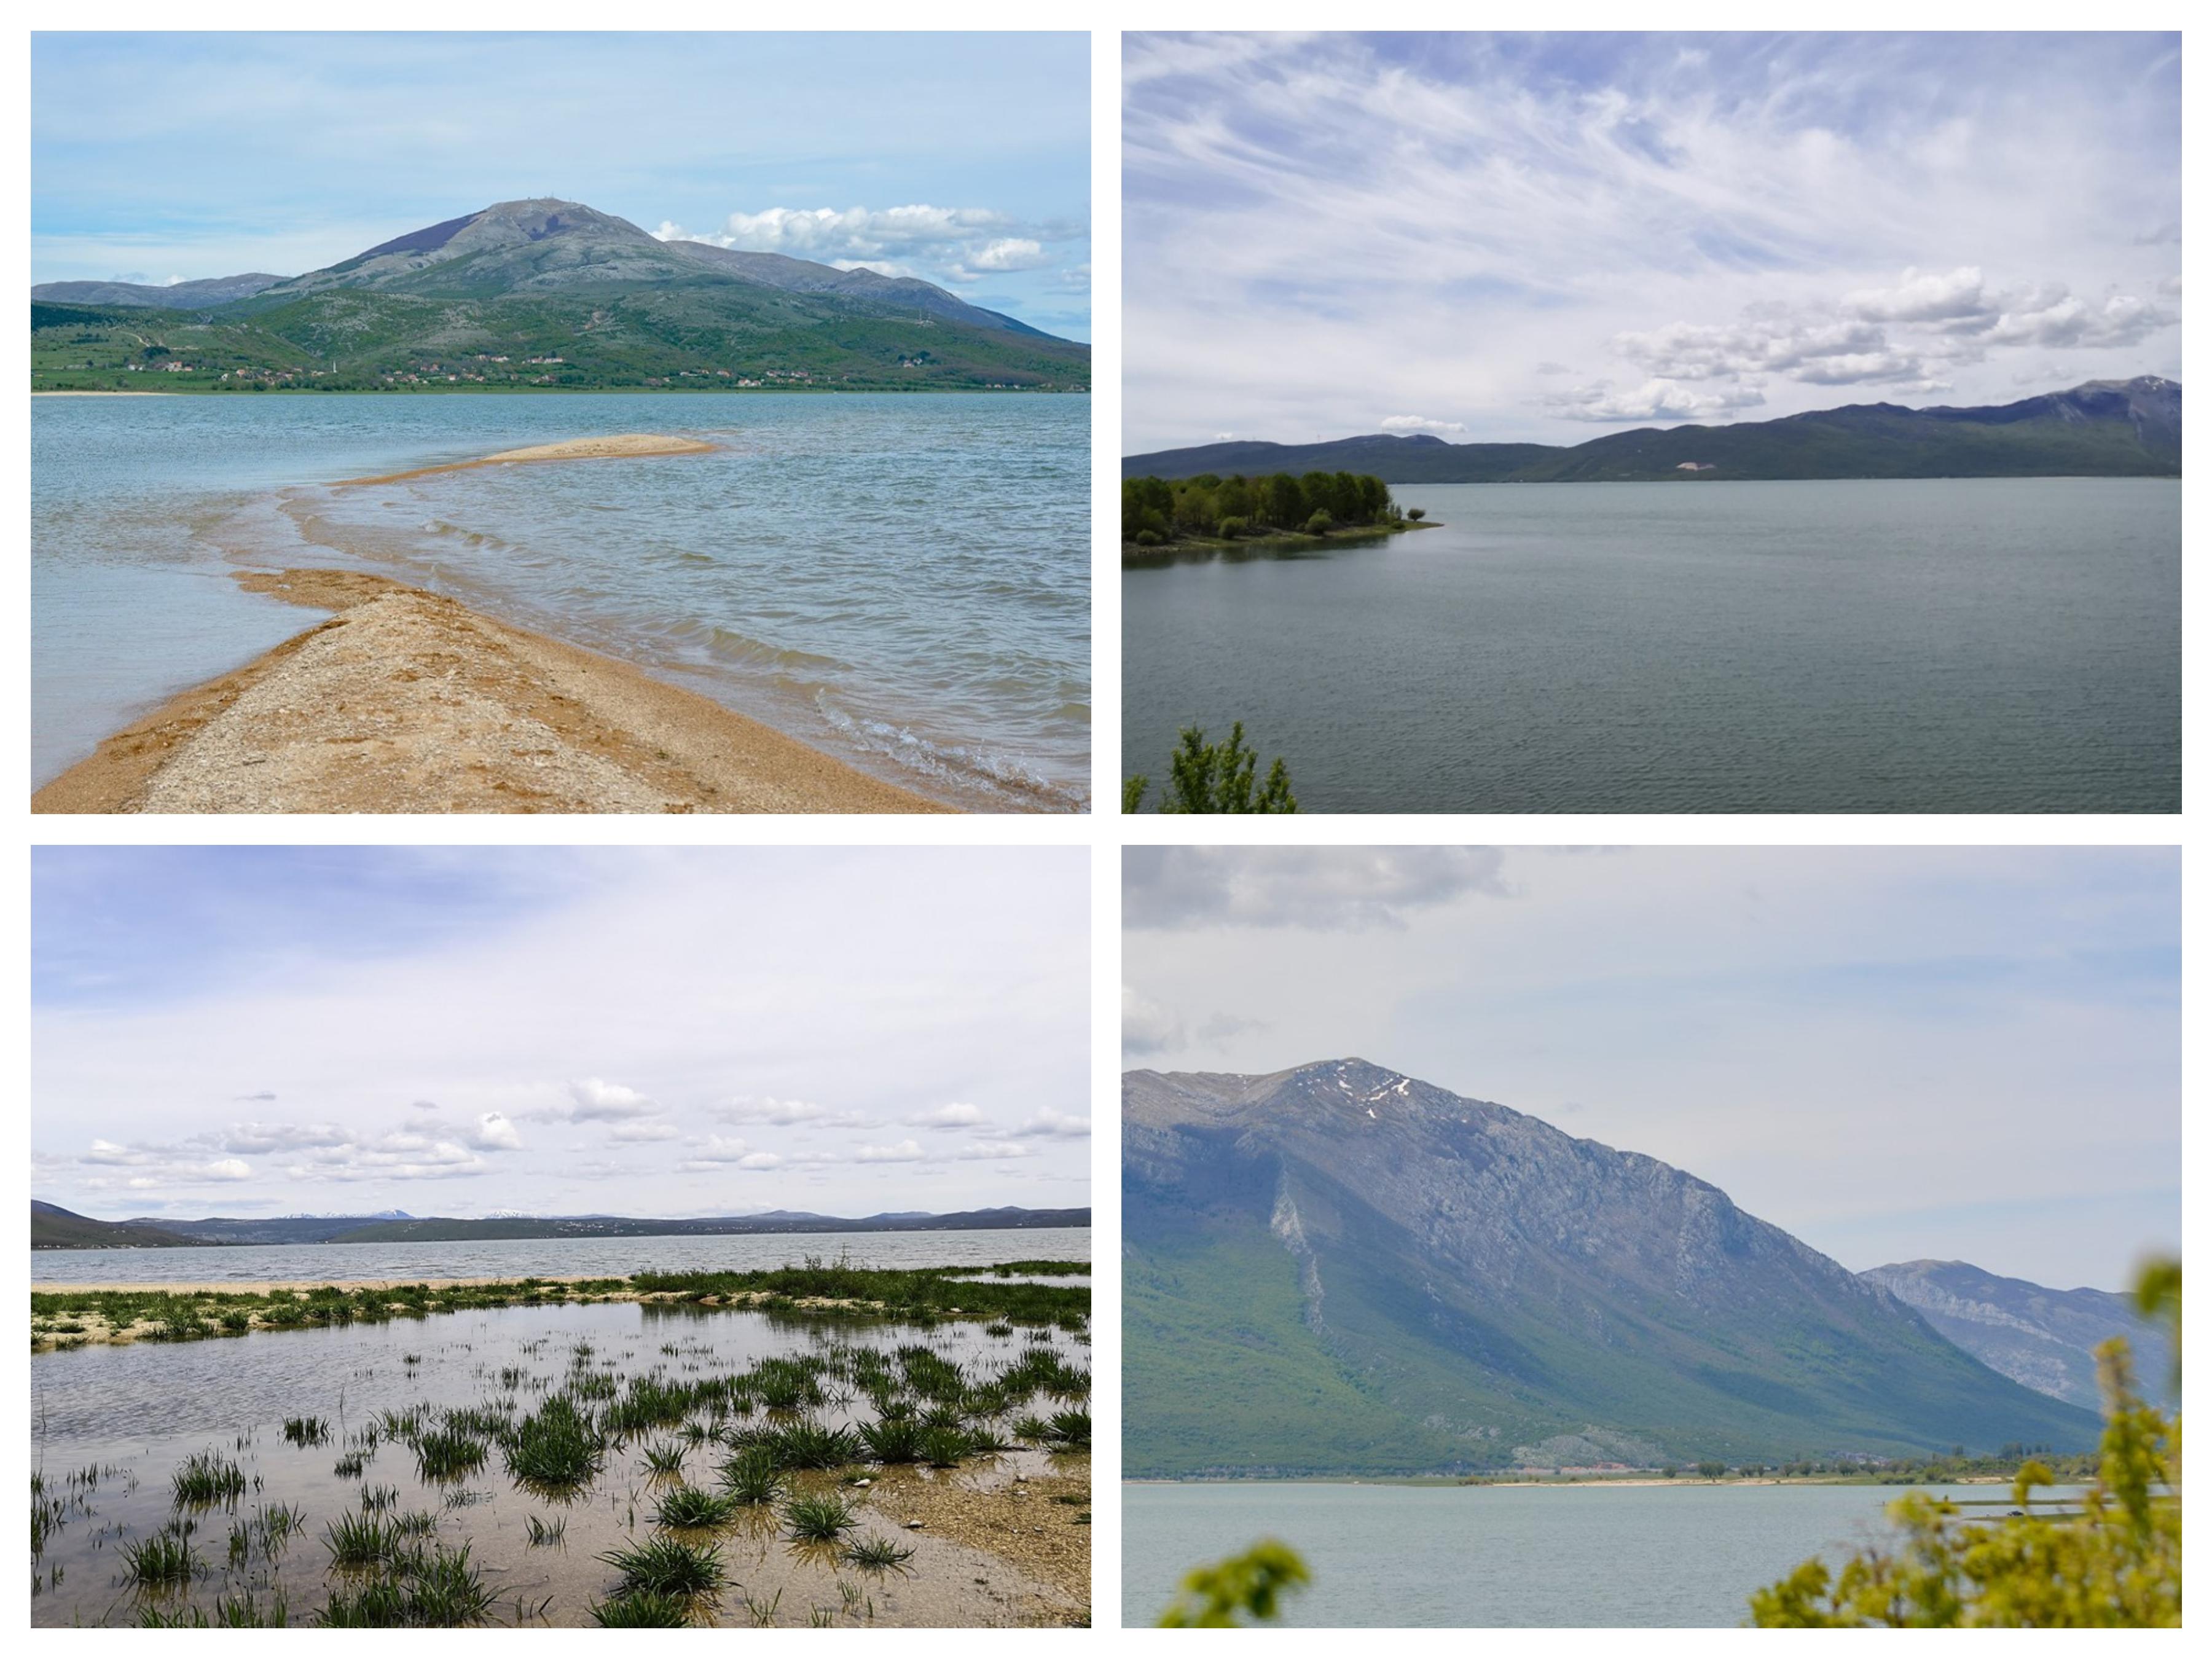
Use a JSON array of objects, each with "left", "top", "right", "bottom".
[
  {"left": 32, "top": 1227, "right": 1091, "bottom": 1285},
  {"left": 1122, "top": 1479, "right": 2084, "bottom": 1626},
  {"left": 31, "top": 1298, "right": 1090, "bottom": 1626},
  {"left": 1123, "top": 479, "right": 2179, "bottom": 813},
  {"left": 34, "top": 393, "right": 1089, "bottom": 810}
]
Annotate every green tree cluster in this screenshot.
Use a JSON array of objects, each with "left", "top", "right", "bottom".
[
  {"left": 1750, "top": 1258, "right": 2181, "bottom": 1627},
  {"left": 1122, "top": 471, "right": 1395, "bottom": 545},
  {"left": 1124, "top": 723, "right": 1297, "bottom": 814}
]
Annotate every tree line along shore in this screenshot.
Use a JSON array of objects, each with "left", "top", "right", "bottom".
[{"left": 1122, "top": 469, "right": 1433, "bottom": 556}]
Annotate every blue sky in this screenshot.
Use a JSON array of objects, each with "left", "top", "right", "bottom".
[
  {"left": 33, "top": 847, "right": 1090, "bottom": 1220},
  {"left": 1123, "top": 847, "right": 2179, "bottom": 1290},
  {"left": 1124, "top": 32, "right": 2181, "bottom": 449},
  {"left": 31, "top": 32, "right": 1091, "bottom": 340}
]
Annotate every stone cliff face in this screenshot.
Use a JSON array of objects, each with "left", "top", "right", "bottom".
[
  {"left": 1861, "top": 1260, "right": 2174, "bottom": 1412},
  {"left": 1124, "top": 1059, "right": 2103, "bottom": 1475}
]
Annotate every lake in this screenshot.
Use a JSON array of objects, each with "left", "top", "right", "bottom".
[
  {"left": 1122, "top": 478, "right": 2179, "bottom": 813},
  {"left": 1121, "top": 1478, "right": 2083, "bottom": 1626},
  {"left": 31, "top": 1227, "right": 1092, "bottom": 1285},
  {"left": 33, "top": 393, "right": 1089, "bottom": 811}
]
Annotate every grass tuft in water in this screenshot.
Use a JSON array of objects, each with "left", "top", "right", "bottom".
[
  {"left": 641, "top": 1440, "right": 686, "bottom": 1476},
  {"left": 715, "top": 1446, "right": 782, "bottom": 1505},
  {"left": 525, "top": 1513, "right": 567, "bottom": 1548},
  {"left": 170, "top": 1449, "right": 246, "bottom": 1507},
  {"left": 652, "top": 1484, "right": 741, "bottom": 1529},
  {"left": 783, "top": 1492, "right": 857, "bottom": 1540},
  {"left": 414, "top": 1426, "right": 488, "bottom": 1482},
  {"left": 323, "top": 1511, "right": 404, "bottom": 1567},
  {"left": 281, "top": 1416, "right": 329, "bottom": 1446},
  {"left": 598, "top": 1534, "right": 726, "bottom": 1598},
  {"left": 843, "top": 1533, "right": 917, "bottom": 1570},
  {"left": 590, "top": 1588, "right": 693, "bottom": 1627},
  {"left": 122, "top": 1523, "right": 202, "bottom": 1585}
]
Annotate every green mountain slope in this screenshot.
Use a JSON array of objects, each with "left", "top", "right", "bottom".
[
  {"left": 31, "top": 1201, "right": 195, "bottom": 1250},
  {"left": 1125, "top": 1061, "right": 2100, "bottom": 1477},
  {"left": 31, "top": 197, "right": 1088, "bottom": 392},
  {"left": 1124, "top": 378, "right": 2178, "bottom": 482}
]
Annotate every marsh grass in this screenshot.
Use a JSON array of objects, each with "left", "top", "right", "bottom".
[
  {"left": 332, "top": 1451, "right": 369, "bottom": 1478},
  {"left": 842, "top": 1534, "right": 916, "bottom": 1570},
  {"left": 124, "top": 1523, "right": 202, "bottom": 1585},
  {"left": 414, "top": 1426, "right": 489, "bottom": 1482},
  {"left": 316, "top": 1542, "right": 493, "bottom": 1627},
  {"left": 743, "top": 1588, "right": 783, "bottom": 1626},
  {"left": 171, "top": 1451, "right": 246, "bottom": 1507},
  {"left": 324, "top": 1511, "right": 404, "bottom": 1568},
  {"left": 641, "top": 1440, "right": 686, "bottom": 1477},
  {"left": 598, "top": 1535, "right": 726, "bottom": 1598},
  {"left": 360, "top": 1483, "right": 399, "bottom": 1513},
  {"left": 920, "top": 1427, "right": 971, "bottom": 1469},
  {"left": 524, "top": 1513, "right": 567, "bottom": 1547},
  {"left": 857, "top": 1417, "right": 924, "bottom": 1464},
  {"left": 783, "top": 1492, "right": 857, "bottom": 1541},
  {"left": 282, "top": 1416, "right": 329, "bottom": 1446},
  {"left": 504, "top": 1394, "right": 605, "bottom": 1490},
  {"left": 590, "top": 1588, "right": 692, "bottom": 1626},
  {"left": 715, "top": 1447, "right": 782, "bottom": 1505},
  {"left": 651, "top": 1485, "right": 740, "bottom": 1529}
]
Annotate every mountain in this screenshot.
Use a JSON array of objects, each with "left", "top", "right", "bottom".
[
  {"left": 31, "top": 273, "right": 284, "bottom": 309},
  {"left": 31, "top": 198, "right": 1088, "bottom": 392},
  {"left": 1861, "top": 1260, "right": 2175, "bottom": 1412},
  {"left": 31, "top": 1200, "right": 196, "bottom": 1250},
  {"left": 1124, "top": 378, "right": 2179, "bottom": 484},
  {"left": 61, "top": 1204, "right": 1088, "bottom": 1247},
  {"left": 327, "top": 1206, "right": 1089, "bottom": 1243},
  {"left": 1125, "top": 1060, "right": 2098, "bottom": 1477}
]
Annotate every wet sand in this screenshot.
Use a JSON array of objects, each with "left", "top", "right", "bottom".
[
  {"left": 32, "top": 568, "right": 949, "bottom": 815},
  {"left": 332, "top": 432, "right": 716, "bottom": 487}
]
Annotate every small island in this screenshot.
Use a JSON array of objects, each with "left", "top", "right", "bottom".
[{"left": 1122, "top": 469, "right": 1435, "bottom": 562}]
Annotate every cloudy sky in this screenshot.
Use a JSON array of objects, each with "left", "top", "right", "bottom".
[
  {"left": 1124, "top": 847, "right": 2178, "bottom": 1291},
  {"left": 1124, "top": 32, "right": 2181, "bottom": 451},
  {"left": 31, "top": 32, "right": 1091, "bottom": 340},
  {"left": 34, "top": 847, "right": 1089, "bottom": 1222}
]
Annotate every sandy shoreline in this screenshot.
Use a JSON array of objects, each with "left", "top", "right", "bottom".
[
  {"left": 33, "top": 567, "right": 949, "bottom": 814},
  {"left": 332, "top": 431, "right": 716, "bottom": 486}
]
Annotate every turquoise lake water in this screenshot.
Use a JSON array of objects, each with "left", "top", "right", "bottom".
[
  {"left": 1123, "top": 477, "right": 2178, "bottom": 813},
  {"left": 33, "top": 393, "right": 1089, "bottom": 810},
  {"left": 1123, "top": 1479, "right": 2087, "bottom": 1626}
]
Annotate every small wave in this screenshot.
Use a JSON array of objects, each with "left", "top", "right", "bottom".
[{"left": 812, "top": 692, "right": 1085, "bottom": 814}]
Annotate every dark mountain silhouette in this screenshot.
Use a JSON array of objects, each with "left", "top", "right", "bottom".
[{"left": 1124, "top": 378, "right": 2179, "bottom": 483}]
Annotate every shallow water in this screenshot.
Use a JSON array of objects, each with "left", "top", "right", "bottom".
[
  {"left": 1123, "top": 477, "right": 2179, "bottom": 813},
  {"left": 1121, "top": 1478, "right": 2088, "bottom": 1627},
  {"left": 31, "top": 1299, "right": 1090, "bottom": 1627},
  {"left": 32, "top": 1227, "right": 1091, "bottom": 1287},
  {"left": 33, "top": 393, "right": 1090, "bottom": 810}
]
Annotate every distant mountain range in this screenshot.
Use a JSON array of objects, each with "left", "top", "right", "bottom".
[
  {"left": 1125, "top": 1060, "right": 2101, "bottom": 1477},
  {"left": 1124, "top": 378, "right": 2179, "bottom": 484},
  {"left": 31, "top": 197, "right": 1089, "bottom": 391},
  {"left": 32, "top": 1201, "right": 1089, "bottom": 1250},
  {"left": 1861, "top": 1259, "right": 2175, "bottom": 1412}
]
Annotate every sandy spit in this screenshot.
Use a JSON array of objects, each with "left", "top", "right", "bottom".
[
  {"left": 31, "top": 568, "right": 949, "bottom": 815},
  {"left": 334, "top": 431, "right": 716, "bottom": 485}
]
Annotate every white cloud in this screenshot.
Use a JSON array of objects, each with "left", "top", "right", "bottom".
[
  {"left": 1126, "top": 845, "right": 1513, "bottom": 931},
  {"left": 219, "top": 1121, "right": 350, "bottom": 1154},
  {"left": 1123, "top": 986, "right": 1185, "bottom": 1056},
  {"left": 468, "top": 1112, "right": 522, "bottom": 1151},
  {"left": 1843, "top": 265, "right": 1992, "bottom": 324},
  {"left": 1017, "top": 1108, "right": 1091, "bottom": 1139},
  {"left": 968, "top": 237, "right": 1047, "bottom": 272},
  {"left": 853, "top": 1139, "right": 925, "bottom": 1164},
  {"left": 954, "top": 1140, "right": 1032, "bottom": 1160},
  {"left": 714, "top": 1094, "right": 876, "bottom": 1129},
  {"left": 606, "top": 1120, "right": 681, "bottom": 1143},
  {"left": 1379, "top": 415, "right": 1467, "bottom": 435},
  {"left": 565, "top": 1078, "right": 657, "bottom": 1121},
  {"left": 1546, "top": 377, "right": 1770, "bottom": 424},
  {"left": 909, "top": 1102, "right": 989, "bottom": 1128}
]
